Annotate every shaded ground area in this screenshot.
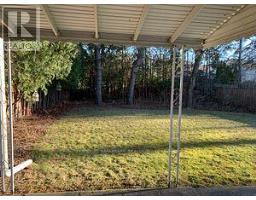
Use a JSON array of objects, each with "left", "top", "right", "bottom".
[
  {"left": 31, "top": 186, "right": 256, "bottom": 196},
  {"left": 109, "top": 186, "right": 256, "bottom": 196},
  {"left": 11, "top": 104, "right": 256, "bottom": 194}
]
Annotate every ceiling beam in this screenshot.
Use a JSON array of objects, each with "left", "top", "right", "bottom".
[
  {"left": 94, "top": 5, "right": 99, "bottom": 39},
  {"left": 203, "top": 26, "right": 255, "bottom": 48},
  {"left": 204, "top": 5, "right": 255, "bottom": 48},
  {"left": 206, "top": 5, "right": 246, "bottom": 39},
  {"left": 133, "top": 5, "right": 150, "bottom": 41},
  {"left": 170, "top": 5, "right": 204, "bottom": 43},
  {"left": 40, "top": 5, "right": 59, "bottom": 36},
  {"left": 8, "top": 28, "right": 202, "bottom": 48},
  {"left": 205, "top": 5, "right": 252, "bottom": 42}
]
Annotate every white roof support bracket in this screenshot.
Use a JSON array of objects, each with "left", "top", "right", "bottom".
[
  {"left": 40, "top": 5, "right": 59, "bottom": 37},
  {"left": 170, "top": 5, "right": 204, "bottom": 43},
  {"left": 133, "top": 5, "right": 150, "bottom": 41}
]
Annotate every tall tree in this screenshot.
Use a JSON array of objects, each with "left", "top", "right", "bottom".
[
  {"left": 237, "top": 38, "right": 243, "bottom": 84},
  {"left": 127, "top": 47, "right": 145, "bottom": 105},
  {"left": 95, "top": 44, "right": 103, "bottom": 105},
  {"left": 242, "top": 36, "right": 256, "bottom": 66},
  {"left": 12, "top": 41, "right": 77, "bottom": 102},
  {"left": 66, "top": 43, "right": 86, "bottom": 90},
  {"left": 188, "top": 49, "right": 203, "bottom": 108}
]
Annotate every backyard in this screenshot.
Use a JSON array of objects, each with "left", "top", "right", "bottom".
[{"left": 13, "top": 105, "right": 256, "bottom": 194}]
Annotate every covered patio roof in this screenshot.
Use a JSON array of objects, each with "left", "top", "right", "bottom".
[
  {"left": 0, "top": 3, "right": 256, "bottom": 194},
  {"left": 1, "top": 4, "right": 256, "bottom": 48}
]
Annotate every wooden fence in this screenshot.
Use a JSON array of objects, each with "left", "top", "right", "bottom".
[
  {"left": 14, "top": 89, "right": 70, "bottom": 117},
  {"left": 32, "top": 89, "right": 70, "bottom": 112},
  {"left": 215, "top": 84, "right": 256, "bottom": 112}
]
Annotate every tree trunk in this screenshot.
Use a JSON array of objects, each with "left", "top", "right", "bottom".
[
  {"left": 188, "top": 49, "right": 203, "bottom": 108},
  {"left": 121, "top": 46, "right": 125, "bottom": 102},
  {"left": 95, "top": 44, "right": 103, "bottom": 105},
  {"left": 127, "top": 48, "right": 145, "bottom": 105},
  {"left": 237, "top": 38, "right": 243, "bottom": 84},
  {"left": 186, "top": 50, "right": 189, "bottom": 72}
]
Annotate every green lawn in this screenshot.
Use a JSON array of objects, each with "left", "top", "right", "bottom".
[{"left": 15, "top": 106, "right": 256, "bottom": 193}]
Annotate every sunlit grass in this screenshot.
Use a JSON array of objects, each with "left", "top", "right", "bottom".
[{"left": 15, "top": 106, "right": 256, "bottom": 193}]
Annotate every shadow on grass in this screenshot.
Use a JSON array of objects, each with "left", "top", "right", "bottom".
[
  {"left": 32, "top": 138, "right": 256, "bottom": 162},
  {"left": 182, "top": 125, "right": 252, "bottom": 132}
]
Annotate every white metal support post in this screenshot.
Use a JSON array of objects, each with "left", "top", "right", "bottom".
[
  {"left": 0, "top": 37, "right": 8, "bottom": 193},
  {"left": 7, "top": 40, "right": 14, "bottom": 194},
  {"left": 168, "top": 46, "right": 176, "bottom": 188},
  {"left": 0, "top": 38, "right": 33, "bottom": 194},
  {"left": 168, "top": 45, "right": 185, "bottom": 188},
  {"left": 176, "top": 45, "right": 184, "bottom": 186}
]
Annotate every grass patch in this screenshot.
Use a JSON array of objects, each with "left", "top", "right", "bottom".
[{"left": 15, "top": 106, "right": 256, "bottom": 193}]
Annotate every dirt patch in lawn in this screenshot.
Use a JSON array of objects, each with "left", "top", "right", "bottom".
[{"left": 13, "top": 102, "right": 77, "bottom": 165}]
